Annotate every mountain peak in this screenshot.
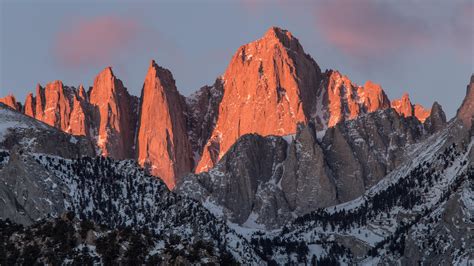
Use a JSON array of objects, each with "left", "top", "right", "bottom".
[
  {"left": 0, "top": 94, "right": 21, "bottom": 111},
  {"left": 260, "top": 26, "right": 303, "bottom": 52},
  {"left": 89, "top": 65, "right": 136, "bottom": 159},
  {"left": 196, "top": 26, "right": 322, "bottom": 173},
  {"left": 391, "top": 93, "right": 413, "bottom": 118},
  {"left": 424, "top": 101, "right": 446, "bottom": 133},
  {"left": 264, "top": 26, "right": 292, "bottom": 40},
  {"left": 137, "top": 60, "right": 192, "bottom": 189},
  {"left": 456, "top": 74, "right": 474, "bottom": 128},
  {"left": 97, "top": 66, "right": 115, "bottom": 79}
]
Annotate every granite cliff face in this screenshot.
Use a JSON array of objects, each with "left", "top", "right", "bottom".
[
  {"left": 185, "top": 81, "right": 224, "bottom": 162},
  {"left": 136, "top": 60, "right": 193, "bottom": 189},
  {"left": 317, "top": 71, "right": 391, "bottom": 128},
  {"left": 177, "top": 108, "right": 430, "bottom": 229},
  {"left": 195, "top": 27, "right": 323, "bottom": 173}
]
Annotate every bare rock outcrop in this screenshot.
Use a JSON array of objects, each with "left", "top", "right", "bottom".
[
  {"left": 35, "top": 80, "right": 75, "bottom": 130},
  {"left": 317, "top": 71, "right": 391, "bottom": 128},
  {"left": 136, "top": 60, "right": 193, "bottom": 189},
  {"left": 177, "top": 134, "right": 289, "bottom": 227},
  {"left": 89, "top": 67, "right": 138, "bottom": 159},
  {"left": 195, "top": 27, "right": 323, "bottom": 173},
  {"left": 391, "top": 93, "right": 430, "bottom": 122},
  {"left": 424, "top": 101, "right": 446, "bottom": 133},
  {"left": 178, "top": 109, "right": 428, "bottom": 228},
  {"left": 456, "top": 74, "right": 474, "bottom": 128},
  {"left": 185, "top": 80, "right": 224, "bottom": 163},
  {"left": 0, "top": 95, "right": 21, "bottom": 111},
  {"left": 281, "top": 123, "right": 337, "bottom": 213},
  {"left": 23, "top": 92, "right": 36, "bottom": 117}
]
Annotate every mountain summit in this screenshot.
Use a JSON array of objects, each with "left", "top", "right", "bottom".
[
  {"left": 1, "top": 27, "right": 436, "bottom": 188},
  {"left": 136, "top": 60, "right": 193, "bottom": 189},
  {"left": 195, "top": 26, "right": 323, "bottom": 172}
]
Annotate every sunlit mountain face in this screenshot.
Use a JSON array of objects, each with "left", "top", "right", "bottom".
[{"left": 0, "top": 1, "right": 473, "bottom": 264}]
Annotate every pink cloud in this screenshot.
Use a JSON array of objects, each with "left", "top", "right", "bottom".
[
  {"left": 450, "top": 2, "right": 474, "bottom": 57},
  {"left": 314, "top": 1, "right": 431, "bottom": 59},
  {"left": 55, "top": 16, "right": 142, "bottom": 68}
]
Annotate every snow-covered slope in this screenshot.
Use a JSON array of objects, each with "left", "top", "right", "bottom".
[
  {"left": 0, "top": 103, "right": 95, "bottom": 158},
  {"left": 248, "top": 121, "right": 473, "bottom": 264},
  {"left": 0, "top": 105, "right": 262, "bottom": 263},
  {"left": 0, "top": 152, "right": 262, "bottom": 264}
]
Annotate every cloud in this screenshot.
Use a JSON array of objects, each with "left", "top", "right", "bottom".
[
  {"left": 311, "top": 0, "right": 474, "bottom": 64},
  {"left": 54, "top": 16, "right": 143, "bottom": 68},
  {"left": 450, "top": 2, "right": 474, "bottom": 58},
  {"left": 314, "top": 1, "right": 432, "bottom": 59}
]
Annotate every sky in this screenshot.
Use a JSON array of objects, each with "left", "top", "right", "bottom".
[{"left": 0, "top": 0, "right": 472, "bottom": 118}]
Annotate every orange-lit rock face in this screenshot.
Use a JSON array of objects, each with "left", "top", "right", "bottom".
[
  {"left": 196, "top": 27, "right": 322, "bottom": 173},
  {"left": 136, "top": 61, "right": 193, "bottom": 189},
  {"left": 35, "top": 80, "right": 74, "bottom": 130},
  {"left": 23, "top": 93, "right": 36, "bottom": 117},
  {"left": 14, "top": 70, "right": 137, "bottom": 160},
  {"left": 391, "top": 93, "right": 430, "bottom": 122},
  {"left": 89, "top": 67, "right": 136, "bottom": 159},
  {"left": 391, "top": 93, "right": 413, "bottom": 118},
  {"left": 67, "top": 95, "right": 89, "bottom": 136},
  {"left": 322, "top": 71, "right": 390, "bottom": 127},
  {"left": 413, "top": 104, "right": 430, "bottom": 123},
  {"left": 0, "top": 95, "right": 21, "bottom": 111}
]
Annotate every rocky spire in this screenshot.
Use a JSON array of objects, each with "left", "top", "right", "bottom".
[
  {"left": 88, "top": 67, "right": 137, "bottom": 159},
  {"left": 36, "top": 80, "right": 74, "bottom": 130},
  {"left": 320, "top": 71, "right": 391, "bottom": 127},
  {"left": 413, "top": 104, "right": 431, "bottom": 123},
  {"left": 67, "top": 94, "right": 89, "bottom": 136},
  {"left": 424, "top": 102, "right": 446, "bottom": 133},
  {"left": 35, "top": 84, "right": 46, "bottom": 121},
  {"left": 23, "top": 93, "right": 36, "bottom": 117},
  {"left": 136, "top": 60, "right": 193, "bottom": 189},
  {"left": 391, "top": 93, "right": 430, "bottom": 122},
  {"left": 456, "top": 74, "right": 474, "bottom": 128},
  {"left": 391, "top": 93, "right": 413, "bottom": 118},
  {"left": 0, "top": 95, "right": 21, "bottom": 111},
  {"left": 195, "top": 26, "right": 323, "bottom": 173}
]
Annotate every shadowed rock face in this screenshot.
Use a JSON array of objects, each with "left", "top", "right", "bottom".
[
  {"left": 136, "top": 60, "right": 193, "bottom": 189},
  {"left": 456, "top": 74, "right": 474, "bottom": 128},
  {"left": 177, "top": 134, "right": 290, "bottom": 226},
  {"left": 185, "top": 80, "right": 224, "bottom": 164},
  {"left": 321, "top": 109, "right": 425, "bottom": 202},
  {"left": 424, "top": 101, "right": 446, "bottom": 134},
  {"left": 280, "top": 123, "right": 337, "bottom": 213},
  {"left": 177, "top": 108, "right": 427, "bottom": 229}
]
